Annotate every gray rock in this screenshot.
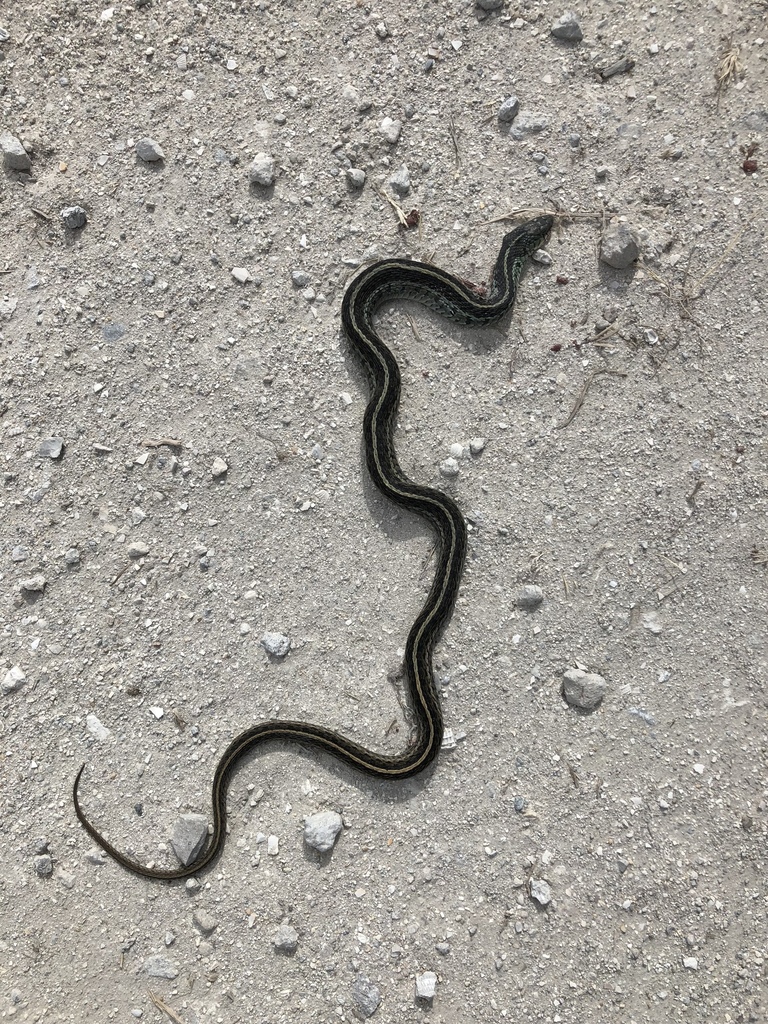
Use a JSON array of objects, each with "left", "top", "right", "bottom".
[
  {"left": 291, "top": 270, "right": 311, "bottom": 288},
  {"left": 11, "top": 546, "right": 29, "bottom": 562},
  {"left": 439, "top": 458, "right": 460, "bottom": 478},
  {"left": 20, "top": 574, "right": 47, "bottom": 594},
  {"left": 304, "top": 810, "right": 343, "bottom": 853},
  {"left": 346, "top": 167, "right": 366, "bottom": 188},
  {"left": 530, "top": 878, "right": 552, "bottom": 905},
  {"left": 211, "top": 456, "right": 228, "bottom": 478},
  {"left": 2, "top": 666, "right": 26, "bottom": 694},
  {"left": 351, "top": 975, "right": 381, "bottom": 1018},
  {"left": 415, "top": 971, "right": 437, "bottom": 1003},
  {"left": 64, "top": 548, "right": 81, "bottom": 566},
  {"left": 599, "top": 223, "right": 640, "bottom": 269},
  {"left": 102, "top": 323, "right": 126, "bottom": 342},
  {"left": 135, "top": 137, "right": 165, "bottom": 162},
  {"left": 142, "top": 954, "right": 179, "bottom": 979},
  {"left": 248, "top": 152, "right": 275, "bottom": 186},
  {"left": 127, "top": 541, "right": 149, "bottom": 559},
  {"left": 171, "top": 813, "right": 209, "bottom": 866},
  {"left": 193, "top": 909, "right": 218, "bottom": 935},
  {"left": 562, "top": 668, "right": 607, "bottom": 710},
  {"left": 0, "top": 131, "right": 31, "bottom": 171},
  {"left": 61, "top": 206, "right": 87, "bottom": 229},
  {"left": 379, "top": 117, "right": 402, "bottom": 144},
  {"left": 551, "top": 11, "right": 583, "bottom": 42},
  {"left": 514, "top": 113, "right": 550, "bottom": 138},
  {"left": 469, "top": 437, "right": 487, "bottom": 455},
  {"left": 261, "top": 631, "right": 291, "bottom": 658},
  {"left": 34, "top": 854, "right": 53, "bottom": 877},
  {"left": 39, "top": 437, "right": 64, "bottom": 459},
  {"left": 390, "top": 163, "right": 410, "bottom": 195},
  {"left": 273, "top": 924, "right": 299, "bottom": 954},
  {"left": 498, "top": 95, "right": 520, "bottom": 123},
  {"left": 517, "top": 585, "right": 544, "bottom": 610}
]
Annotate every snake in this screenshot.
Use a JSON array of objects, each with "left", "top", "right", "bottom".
[{"left": 72, "top": 214, "right": 554, "bottom": 880}]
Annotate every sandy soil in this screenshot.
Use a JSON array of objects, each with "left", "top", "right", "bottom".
[{"left": 1, "top": 1, "right": 766, "bottom": 1022}]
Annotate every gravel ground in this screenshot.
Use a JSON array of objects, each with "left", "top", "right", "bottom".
[{"left": 1, "top": 2, "right": 766, "bottom": 1023}]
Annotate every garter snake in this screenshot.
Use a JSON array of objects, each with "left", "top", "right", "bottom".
[{"left": 73, "top": 214, "right": 554, "bottom": 880}]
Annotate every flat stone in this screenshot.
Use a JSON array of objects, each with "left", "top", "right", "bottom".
[
  {"left": 39, "top": 437, "right": 64, "bottom": 459},
  {"left": 142, "top": 954, "right": 178, "bottom": 979},
  {"left": 135, "top": 137, "right": 165, "bottom": 162}
]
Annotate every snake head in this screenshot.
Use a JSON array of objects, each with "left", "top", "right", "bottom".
[{"left": 504, "top": 215, "right": 555, "bottom": 257}]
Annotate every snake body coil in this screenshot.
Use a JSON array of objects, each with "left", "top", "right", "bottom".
[{"left": 73, "top": 215, "right": 554, "bottom": 880}]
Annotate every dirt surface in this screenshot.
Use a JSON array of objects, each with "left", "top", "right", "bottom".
[{"left": 1, "top": 1, "right": 766, "bottom": 1022}]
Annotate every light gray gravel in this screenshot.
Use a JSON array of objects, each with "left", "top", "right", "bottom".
[{"left": 1, "top": 3, "right": 765, "bottom": 1023}]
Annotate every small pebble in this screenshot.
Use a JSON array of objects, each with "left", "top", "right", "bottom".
[
  {"left": 390, "top": 163, "right": 410, "bottom": 195},
  {"left": 127, "top": 541, "right": 149, "bottom": 559},
  {"left": 142, "top": 954, "right": 178, "bottom": 979},
  {"left": 211, "top": 457, "right": 228, "bottom": 478},
  {"left": 530, "top": 878, "right": 552, "bottom": 906},
  {"left": 2, "top": 666, "right": 26, "bottom": 694},
  {"left": 86, "top": 713, "right": 111, "bottom": 740},
  {"left": 33, "top": 854, "right": 53, "bottom": 877},
  {"left": 292, "top": 270, "right": 311, "bottom": 288},
  {"left": 20, "top": 574, "right": 46, "bottom": 594},
  {"left": 0, "top": 130, "right": 32, "bottom": 171},
  {"left": 248, "top": 152, "right": 275, "bottom": 186},
  {"left": 38, "top": 436, "right": 64, "bottom": 460},
  {"left": 415, "top": 971, "right": 437, "bottom": 1003},
  {"left": 379, "top": 117, "right": 402, "bottom": 144},
  {"left": 517, "top": 584, "right": 544, "bottom": 610},
  {"left": 562, "top": 668, "right": 607, "bottom": 710},
  {"left": 346, "top": 167, "right": 366, "bottom": 189},
  {"left": 193, "top": 909, "right": 218, "bottom": 935},
  {"left": 469, "top": 437, "right": 487, "bottom": 455},
  {"left": 171, "top": 814, "right": 209, "bottom": 866},
  {"left": 498, "top": 96, "right": 520, "bottom": 123},
  {"left": 273, "top": 924, "right": 299, "bottom": 954},
  {"left": 683, "top": 956, "right": 699, "bottom": 970},
  {"left": 61, "top": 206, "right": 87, "bottom": 229},
  {"left": 267, "top": 834, "right": 279, "bottom": 856},
  {"left": 135, "top": 137, "right": 165, "bottom": 162},
  {"left": 261, "top": 632, "right": 291, "bottom": 658},
  {"left": 600, "top": 223, "right": 640, "bottom": 269},
  {"left": 304, "top": 810, "right": 343, "bottom": 853},
  {"left": 231, "top": 267, "right": 253, "bottom": 284},
  {"left": 551, "top": 10, "right": 583, "bottom": 42},
  {"left": 439, "top": 458, "right": 460, "bottom": 478},
  {"left": 351, "top": 975, "right": 381, "bottom": 1019}
]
